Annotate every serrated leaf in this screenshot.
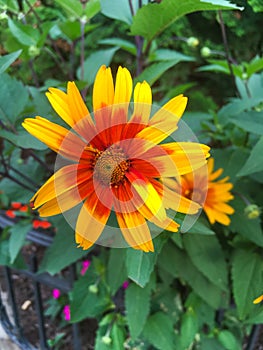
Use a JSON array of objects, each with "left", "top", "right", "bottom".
[
  {"left": 230, "top": 112, "right": 263, "bottom": 135},
  {"left": 9, "top": 222, "right": 31, "bottom": 263},
  {"left": 126, "top": 236, "right": 166, "bottom": 287},
  {"left": 125, "top": 281, "right": 151, "bottom": 339},
  {"left": 183, "top": 234, "right": 228, "bottom": 291},
  {"left": 158, "top": 243, "right": 227, "bottom": 309},
  {"left": 232, "top": 249, "right": 263, "bottom": 319},
  {"left": 107, "top": 248, "right": 127, "bottom": 295},
  {"left": 143, "top": 312, "right": 175, "bottom": 350},
  {"left": 0, "top": 50, "right": 22, "bottom": 75},
  {"left": 237, "top": 136, "right": 263, "bottom": 176},
  {"left": 130, "top": 0, "right": 243, "bottom": 42},
  {"left": 38, "top": 219, "right": 89, "bottom": 275}
]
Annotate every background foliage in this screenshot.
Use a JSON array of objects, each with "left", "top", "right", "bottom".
[{"left": 0, "top": 0, "right": 263, "bottom": 349}]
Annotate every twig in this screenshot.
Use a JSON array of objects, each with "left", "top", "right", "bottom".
[
  {"left": 218, "top": 10, "right": 240, "bottom": 97},
  {"left": 28, "top": 150, "right": 53, "bottom": 174},
  {"left": 28, "top": 59, "right": 40, "bottom": 88},
  {"left": 8, "top": 164, "right": 39, "bottom": 189},
  {"left": 80, "top": 18, "right": 86, "bottom": 81}
]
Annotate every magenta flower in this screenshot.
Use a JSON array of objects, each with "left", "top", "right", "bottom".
[
  {"left": 52, "top": 289, "right": 61, "bottom": 299},
  {"left": 80, "top": 260, "right": 91, "bottom": 276},
  {"left": 63, "top": 305, "right": 71, "bottom": 321},
  {"left": 122, "top": 281, "right": 129, "bottom": 289}
]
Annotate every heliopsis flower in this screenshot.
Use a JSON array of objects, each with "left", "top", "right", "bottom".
[
  {"left": 23, "top": 65, "right": 210, "bottom": 252},
  {"left": 176, "top": 157, "right": 234, "bottom": 225}
]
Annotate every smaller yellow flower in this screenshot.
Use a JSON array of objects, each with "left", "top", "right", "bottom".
[
  {"left": 253, "top": 294, "right": 263, "bottom": 304},
  {"left": 176, "top": 158, "right": 234, "bottom": 226}
]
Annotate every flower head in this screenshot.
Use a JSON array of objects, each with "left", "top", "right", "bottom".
[
  {"left": 52, "top": 289, "right": 61, "bottom": 299},
  {"left": 80, "top": 259, "right": 91, "bottom": 275},
  {"left": 178, "top": 157, "right": 234, "bottom": 225},
  {"left": 23, "top": 65, "right": 210, "bottom": 252},
  {"left": 63, "top": 305, "right": 70, "bottom": 321}
]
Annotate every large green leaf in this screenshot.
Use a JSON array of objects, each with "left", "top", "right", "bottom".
[
  {"left": 158, "top": 243, "right": 227, "bottom": 309},
  {"left": 99, "top": 38, "right": 137, "bottom": 55},
  {"left": 217, "top": 330, "right": 241, "bottom": 350},
  {"left": 183, "top": 234, "right": 228, "bottom": 291},
  {"left": 9, "top": 221, "right": 31, "bottom": 264},
  {"left": 0, "top": 73, "right": 29, "bottom": 124},
  {"left": 126, "top": 236, "right": 166, "bottom": 287},
  {"left": 230, "top": 112, "right": 263, "bottom": 136},
  {"left": 131, "top": 0, "right": 243, "bottom": 42},
  {"left": 8, "top": 18, "right": 39, "bottom": 46},
  {"left": 143, "top": 312, "right": 175, "bottom": 350},
  {"left": 38, "top": 219, "right": 89, "bottom": 275},
  {"left": 107, "top": 248, "right": 127, "bottom": 295},
  {"left": 77, "top": 48, "right": 118, "bottom": 84},
  {"left": 54, "top": 0, "right": 82, "bottom": 18},
  {"left": 232, "top": 249, "right": 263, "bottom": 319},
  {"left": 125, "top": 281, "right": 151, "bottom": 340},
  {"left": 0, "top": 50, "right": 22, "bottom": 75},
  {"left": 229, "top": 197, "right": 263, "bottom": 247},
  {"left": 100, "top": 0, "right": 133, "bottom": 24},
  {"left": 237, "top": 136, "right": 263, "bottom": 176}
]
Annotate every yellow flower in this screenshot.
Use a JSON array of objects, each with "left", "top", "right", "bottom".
[
  {"left": 23, "top": 65, "right": 210, "bottom": 252},
  {"left": 253, "top": 294, "right": 263, "bottom": 304},
  {"left": 177, "top": 157, "right": 234, "bottom": 226}
]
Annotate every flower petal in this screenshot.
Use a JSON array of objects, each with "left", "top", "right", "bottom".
[
  {"left": 22, "top": 117, "right": 86, "bottom": 160},
  {"left": 93, "top": 65, "right": 114, "bottom": 111},
  {"left": 75, "top": 187, "right": 112, "bottom": 250},
  {"left": 130, "top": 81, "right": 152, "bottom": 125}
]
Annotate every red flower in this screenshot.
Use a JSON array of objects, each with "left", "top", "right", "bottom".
[
  {"left": 11, "top": 202, "right": 22, "bottom": 209},
  {"left": 5, "top": 210, "right": 16, "bottom": 218}
]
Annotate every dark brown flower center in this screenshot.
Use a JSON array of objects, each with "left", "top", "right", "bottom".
[{"left": 94, "top": 145, "right": 129, "bottom": 187}]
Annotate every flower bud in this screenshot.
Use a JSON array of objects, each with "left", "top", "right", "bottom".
[
  {"left": 102, "top": 335, "right": 112, "bottom": 345},
  {"left": 201, "top": 46, "right": 211, "bottom": 58},
  {"left": 89, "top": 284, "right": 98, "bottom": 294},
  {"left": 187, "top": 37, "right": 199, "bottom": 48},
  {"left": 244, "top": 204, "right": 261, "bottom": 219},
  {"left": 28, "top": 45, "right": 40, "bottom": 57}
]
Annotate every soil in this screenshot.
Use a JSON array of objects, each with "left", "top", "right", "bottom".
[{"left": 0, "top": 242, "right": 97, "bottom": 350}]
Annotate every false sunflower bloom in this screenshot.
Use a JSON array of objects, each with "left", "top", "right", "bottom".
[
  {"left": 23, "top": 65, "right": 210, "bottom": 252},
  {"left": 176, "top": 157, "right": 234, "bottom": 225}
]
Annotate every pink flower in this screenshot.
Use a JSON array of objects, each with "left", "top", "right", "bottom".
[
  {"left": 80, "top": 260, "right": 91, "bottom": 276},
  {"left": 52, "top": 289, "right": 61, "bottom": 299},
  {"left": 63, "top": 305, "right": 71, "bottom": 321},
  {"left": 122, "top": 281, "right": 129, "bottom": 289}
]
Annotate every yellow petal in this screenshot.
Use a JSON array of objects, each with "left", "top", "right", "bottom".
[
  {"left": 75, "top": 188, "right": 112, "bottom": 250},
  {"left": 93, "top": 65, "right": 114, "bottom": 111},
  {"left": 113, "top": 66, "right": 132, "bottom": 105},
  {"left": 135, "top": 95, "right": 187, "bottom": 145},
  {"left": 253, "top": 295, "right": 263, "bottom": 304},
  {"left": 130, "top": 81, "right": 152, "bottom": 124},
  {"left": 22, "top": 117, "right": 86, "bottom": 160},
  {"left": 126, "top": 169, "right": 166, "bottom": 222}
]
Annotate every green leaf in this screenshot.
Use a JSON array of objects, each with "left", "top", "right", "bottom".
[
  {"left": 54, "top": 0, "right": 83, "bottom": 18},
  {"left": 130, "top": 0, "right": 243, "bottom": 42},
  {"left": 0, "top": 129, "right": 47, "bottom": 150},
  {"left": 136, "top": 60, "right": 184, "bottom": 86},
  {"left": 126, "top": 236, "right": 166, "bottom": 287},
  {"left": 230, "top": 112, "right": 263, "bottom": 136},
  {"left": 9, "top": 222, "right": 31, "bottom": 263},
  {"left": 99, "top": 38, "right": 137, "bottom": 55},
  {"left": 232, "top": 249, "right": 263, "bottom": 319},
  {"left": 59, "top": 21, "right": 99, "bottom": 41},
  {"left": 143, "top": 312, "right": 175, "bottom": 350},
  {"left": 217, "top": 330, "right": 241, "bottom": 350},
  {"left": 149, "top": 48, "right": 195, "bottom": 63},
  {"left": 83, "top": 0, "right": 101, "bottom": 19},
  {"left": 70, "top": 275, "right": 113, "bottom": 322},
  {"left": 125, "top": 281, "right": 151, "bottom": 340},
  {"left": 0, "top": 73, "right": 29, "bottom": 124},
  {"left": 237, "top": 136, "right": 263, "bottom": 176},
  {"left": 246, "top": 56, "right": 263, "bottom": 76},
  {"left": 107, "top": 248, "right": 127, "bottom": 295},
  {"left": 200, "top": 336, "right": 225, "bottom": 350},
  {"left": 0, "top": 50, "right": 22, "bottom": 75},
  {"left": 183, "top": 234, "right": 228, "bottom": 291},
  {"left": 8, "top": 18, "right": 39, "bottom": 46},
  {"left": 77, "top": 48, "right": 118, "bottom": 84},
  {"left": 229, "top": 197, "right": 263, "bottom": 246},
  {"left": 158, "top": 243, "right": 227, "bottom": 309},
  {"left": 178, "top": 307, "right": 198, "bottom": 350},
  {"left": 186, "top": 218, "right": 215, "bottom": 235},
  {"left": 39, "top": 219, "right": 89, "bottom": 275},
  {"left": 101, "top": 0, "right": 133, "bottom": 24}
]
